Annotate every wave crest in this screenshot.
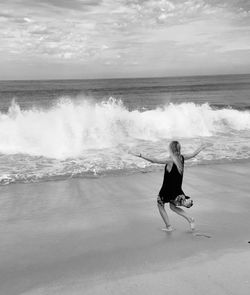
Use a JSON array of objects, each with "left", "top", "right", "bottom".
[{"left": 0, "top": 97, "right": 250, "bottom": 159}]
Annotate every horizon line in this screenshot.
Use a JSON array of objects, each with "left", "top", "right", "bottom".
[{"left": 1, "top": 72, "right": 250, "bottom": 82}]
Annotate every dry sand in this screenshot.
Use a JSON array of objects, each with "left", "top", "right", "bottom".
[{"left": 0, "top": 162, "right": 250, "bottom": 295}]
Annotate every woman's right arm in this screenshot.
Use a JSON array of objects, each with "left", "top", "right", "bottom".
[{"left": 183, "top": 143, "right": 212, "bottom": 160}]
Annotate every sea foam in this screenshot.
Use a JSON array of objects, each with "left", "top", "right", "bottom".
[{"left": 0, "top": 97, "right": 250, "bottom": 159}]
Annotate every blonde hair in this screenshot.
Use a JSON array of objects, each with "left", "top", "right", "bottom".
[{"left": 169, "top": 141, "right": 183, "bottom": 174}]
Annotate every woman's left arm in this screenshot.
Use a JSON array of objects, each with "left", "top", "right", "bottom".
[{"left": 130, "top": 152, "right": 170, "bottom": 164}]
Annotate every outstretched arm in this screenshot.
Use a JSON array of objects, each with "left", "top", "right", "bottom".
[
  {"left": 183, "top": 143, "right": 212, "bottom": 160},
  {"left": 130, "top": 152, "right": 170, "bottom": 164}
]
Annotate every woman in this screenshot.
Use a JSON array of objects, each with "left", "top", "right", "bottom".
[{"left": 132, "top": 141, "right": 210, "bottom": 232}]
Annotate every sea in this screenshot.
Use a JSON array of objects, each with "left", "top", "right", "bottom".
[{"left": 0, "top": 74, "right": 250, "bottom": 185}]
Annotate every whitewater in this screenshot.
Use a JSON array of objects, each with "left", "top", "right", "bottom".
[{"left": 0, "top": 95, "right": 250, "bottom": 185}]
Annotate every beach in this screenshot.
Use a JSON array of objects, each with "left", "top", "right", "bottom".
[
  {"left": 1, "top": 0, "right": 250, "bottom": 292},
  {"left": 1, "top": 161, "right": 250, "bottom": 295}
]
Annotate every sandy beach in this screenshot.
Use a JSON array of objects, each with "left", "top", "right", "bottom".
[
  {"left": 0, "top": 162, "right": 250, "bottom": 295},
  {"left": 2, "top": 0, "right": 250, "bottom": 293}
]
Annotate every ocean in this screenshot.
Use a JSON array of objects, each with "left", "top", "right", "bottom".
[{"left": 0, "top": 74, "right": 250, "bottom": 185}]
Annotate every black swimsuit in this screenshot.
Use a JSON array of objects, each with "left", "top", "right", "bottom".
[{"left": 158, "top": 156, "right": 185, "bottom": 204}]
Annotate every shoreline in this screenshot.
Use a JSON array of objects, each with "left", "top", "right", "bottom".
[
  {"left": 0, "top": 161, "right": 250, "bottom": 294},
  {"left": 2, "top": 156, "right": 250, "bottom": 187}
]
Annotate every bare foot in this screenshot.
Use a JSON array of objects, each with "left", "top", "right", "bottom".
[
  {"left": 162, "top": 225, "right": 174, "bottom": 232},
  {"left": 189, "top": 217, "right": 195, "bottom": 231},
  {"left": 193, "top": 233, "right": 211, "bottom": 238}
]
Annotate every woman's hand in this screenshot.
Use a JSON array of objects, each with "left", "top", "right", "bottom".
[
  {"left": 129, "top": 151, "right": 169, "bottom": 164},
  {"left": 183, "top": 142, "right": 213, "bottom": 160},
  {"left": 200, "top": 142, "right": 213, "bottom": 149},
  {"left": 128, "top": 151, "right": 141, "bottom": 158}
]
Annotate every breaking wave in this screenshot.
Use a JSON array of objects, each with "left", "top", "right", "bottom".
[{"left": 0, "top": 97, "right": 250, "bottom": 159}]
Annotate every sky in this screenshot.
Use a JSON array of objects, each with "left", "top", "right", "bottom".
[{"left": 0, "top": 0, "right": 250, "bottom": 80}]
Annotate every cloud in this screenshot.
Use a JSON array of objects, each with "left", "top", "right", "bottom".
[
  {"left": 39, "top": 0, "right": 101, "bottom": 9},
  {"left": 0, "top": 11, "right": 32, "bottom": 24},
  {"left": 0, "top": 0, "right": 103, "bottom": 11},
  {"left": 0, "top": 12, "right": 13, "bottom": 18},
  {"left": 0, "top": 0, "right": 250, "bottom": 78}
]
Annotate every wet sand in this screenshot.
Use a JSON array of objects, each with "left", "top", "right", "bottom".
[{"left": 0, "top": 162, "right": 250, "bottom": 294}]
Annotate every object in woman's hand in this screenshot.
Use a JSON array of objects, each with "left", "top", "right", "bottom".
[{"left": 171, "top": 195, "right": 193, "bottom": 208}]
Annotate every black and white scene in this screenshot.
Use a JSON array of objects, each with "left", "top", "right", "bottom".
[{"left": 0, "top": 0, "right": 250, "bottom": 294}]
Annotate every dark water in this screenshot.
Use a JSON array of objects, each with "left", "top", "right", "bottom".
[{"left": 1, "top": 74, "right": 250, "bottom": 111}]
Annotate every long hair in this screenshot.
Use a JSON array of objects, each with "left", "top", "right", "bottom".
[{"left": 169, "top": 141, "right": 183, "bottom": 174}]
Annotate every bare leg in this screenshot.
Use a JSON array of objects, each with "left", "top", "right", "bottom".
[
  {"left": 169, "top": 203, "right": 195, "bottom": 230},
  {"left": 157, "top": 197, "right": 173, "bottom": 231}
]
